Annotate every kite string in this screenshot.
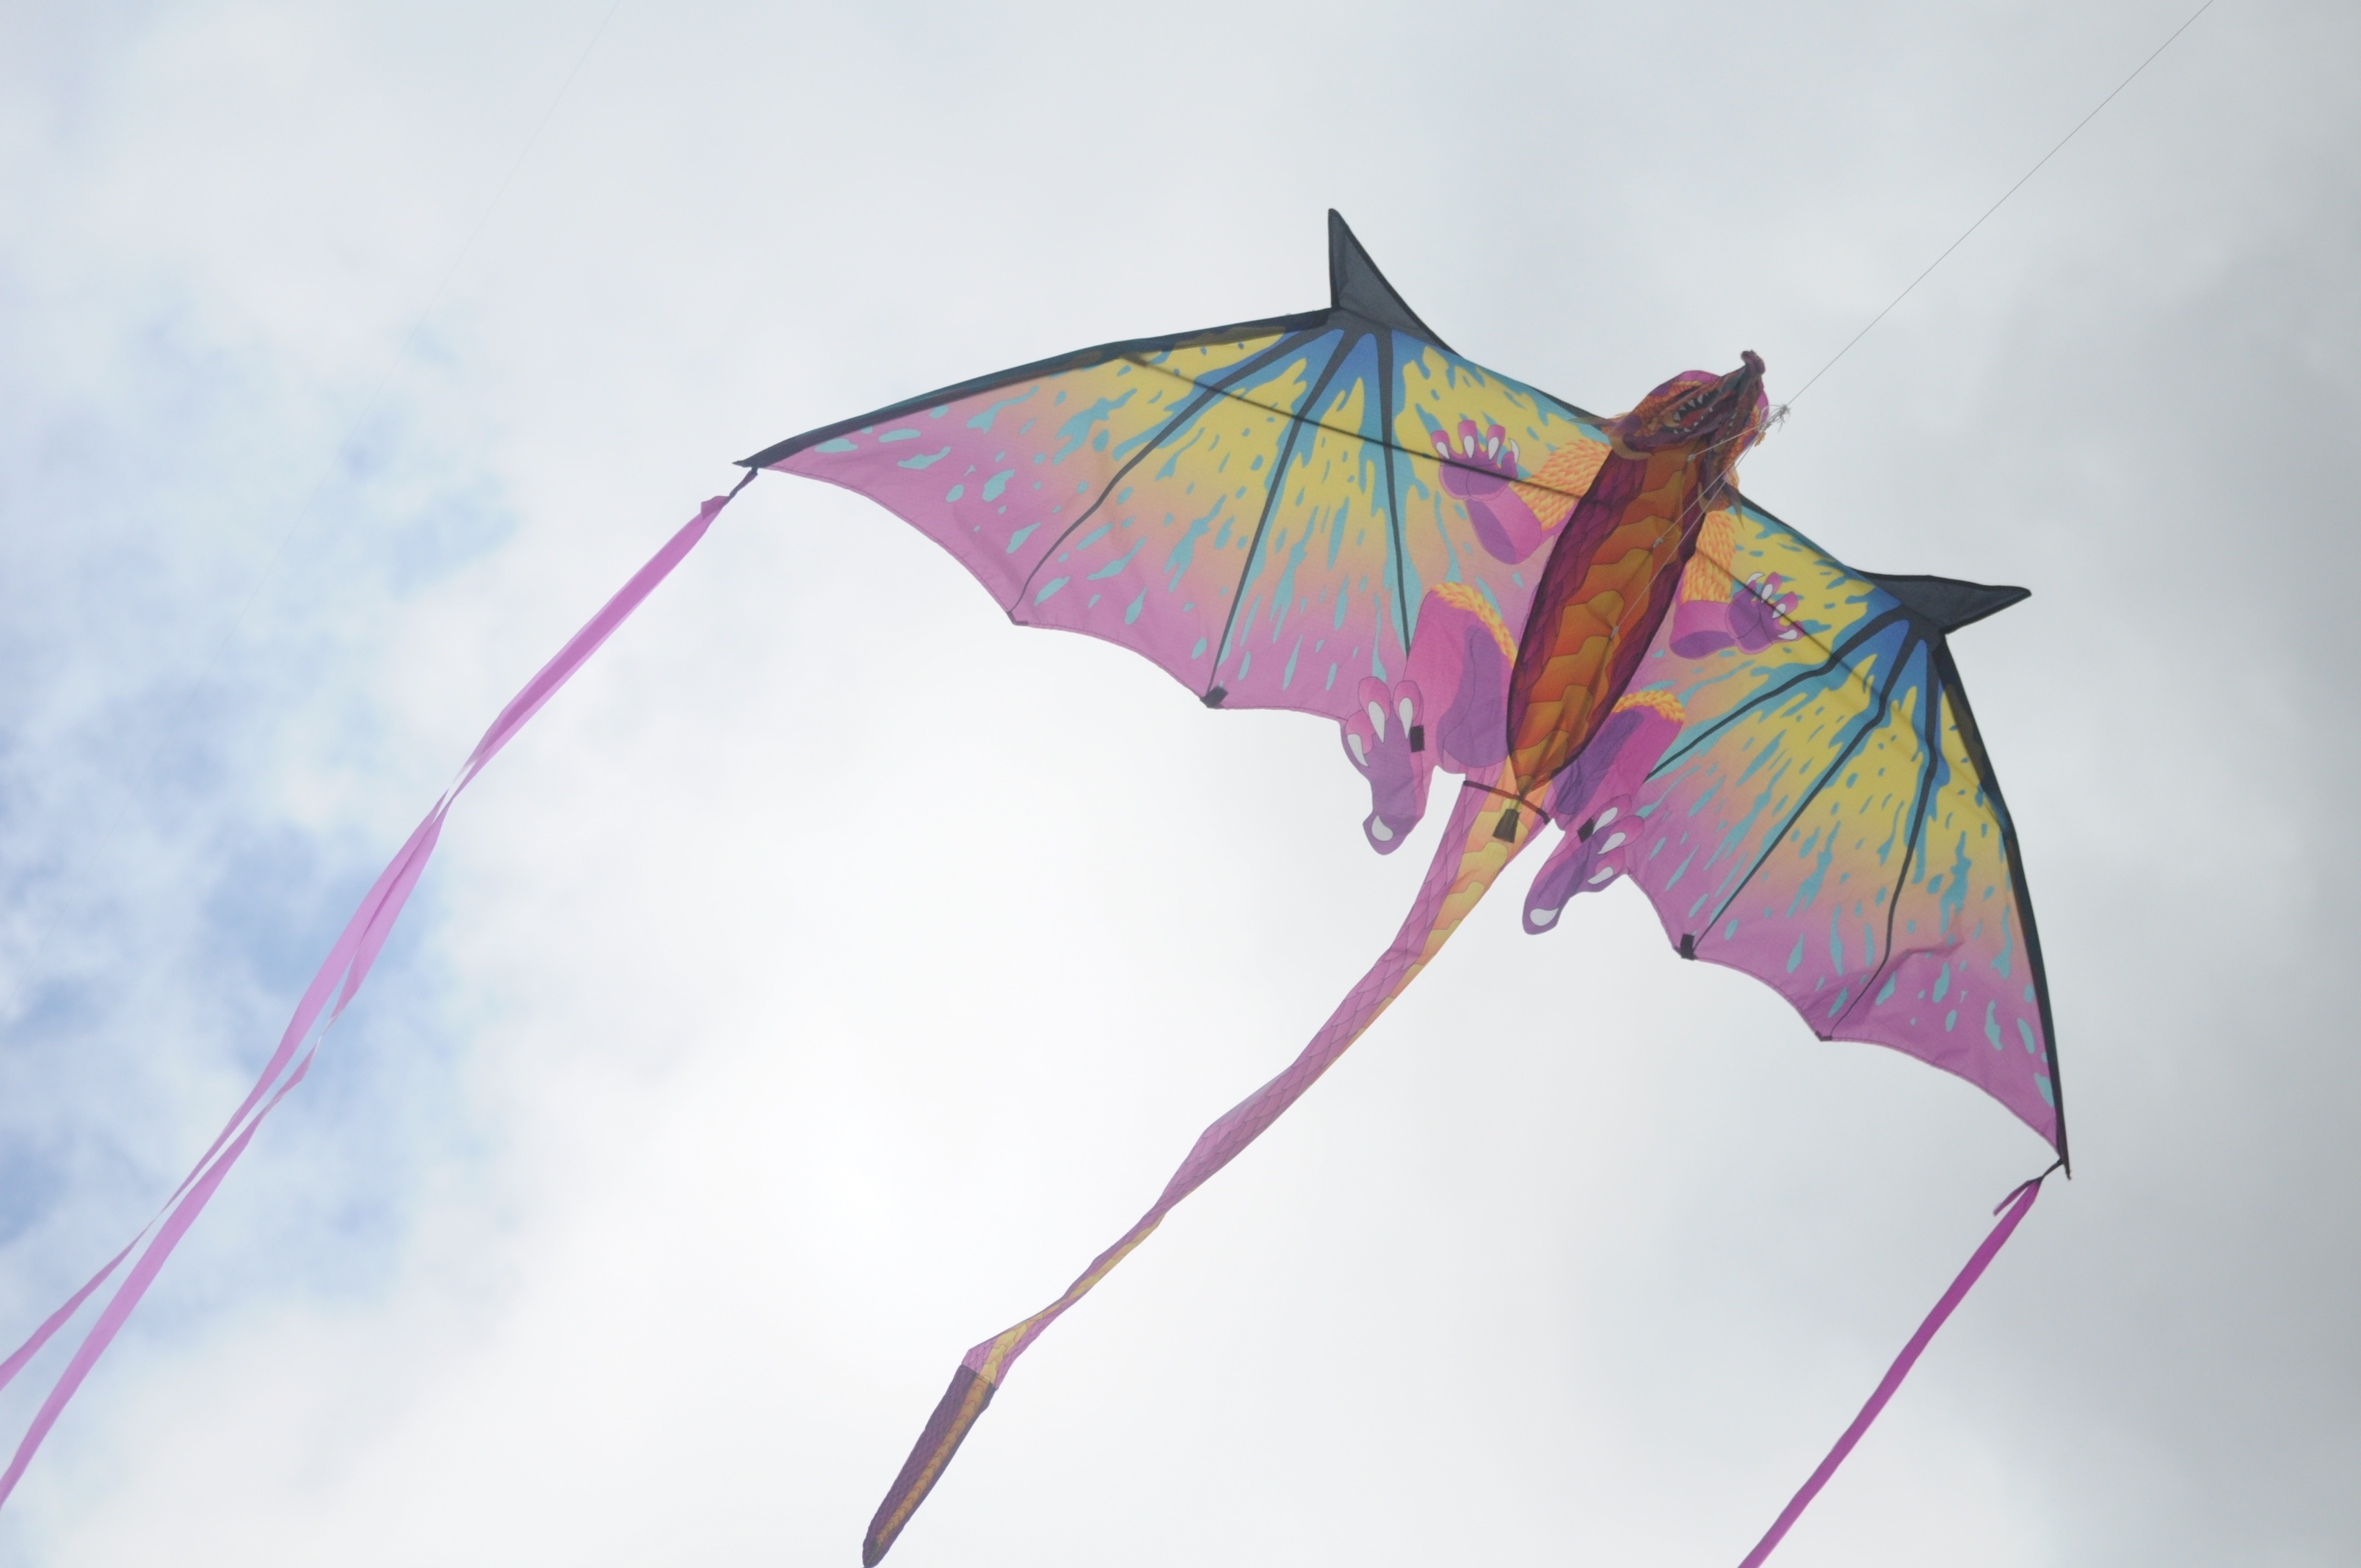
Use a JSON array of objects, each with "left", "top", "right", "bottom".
[{"left": 1781, "top": 0, "right": 2217, "bottom": 408}]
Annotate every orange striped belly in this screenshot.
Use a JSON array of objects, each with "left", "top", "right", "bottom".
[{"left": 1508, "top": 450, "right": 1700, "bottom": 793}]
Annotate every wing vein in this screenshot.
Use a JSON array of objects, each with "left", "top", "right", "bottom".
[
  {"left": 1010, "top": 330, "right": 1326, "bottom": 609},
  {"left": 1206, "top": 331, "right": 1360, "bottom": 692},
  {"left": 1832, "top": 636, "right": 1946, "bottom": 1028},
  {"left": 1377, "top": 330, "right": 1412, "bottom": 656},
  {"left": 1696, "top": 626, "right": 1918, "bottom": 940},
  {"left": 1650, "top": 609, "right": 1910, "bottom": 780}
]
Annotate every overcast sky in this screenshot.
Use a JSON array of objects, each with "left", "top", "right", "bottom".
[{"left": 1, "top": 1, "right": 2355, "bottom": 1564}]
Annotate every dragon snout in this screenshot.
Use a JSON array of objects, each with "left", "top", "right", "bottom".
[
  {"left": 1718, "top": 351, "right": 1765, "bottom": 405},
  {"left": 1614, "top": 354, "right": 1772, "bottom": 453},
  {"left": 1711, "top": 351, "right": 1769, "bottom": 436}
]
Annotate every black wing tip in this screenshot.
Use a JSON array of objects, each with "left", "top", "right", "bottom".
[
  {"left": 744, "top": 211, "right": 1440, "bottom": 470},
  {"left": 1863, "top": 573, "right": 2031, "bottom": 634},
  {"left": 1326, "top": 211, "right": 1452, "bottom": 351}
]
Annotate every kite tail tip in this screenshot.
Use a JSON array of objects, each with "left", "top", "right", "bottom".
[{"left": 861, "top": 1362, "right": 998, "bottom": 1564}]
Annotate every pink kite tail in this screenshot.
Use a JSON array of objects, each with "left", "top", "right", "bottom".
[
  {"left": 453, "top": 474, "right": 742, "bottom": 791},
  {"left": 0, "top": 1043, "right": 324, "bottom": 1505},
  {"left": 0, "top": 480, "right": 747, "bottom": 1512},
  {"left": 1735, "top": 1164, "right": 2059, "bottom": 1568},
  {"left": 861, "top": 781, "right": 1533, "bottom": 1564},
  {"left": 0, "top": 1243, "right": 139, "bottom": 1398}
]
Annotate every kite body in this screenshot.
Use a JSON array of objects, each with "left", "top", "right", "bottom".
[
  {"left": 750, "top": 214, "right": 2063, "bottom": 1562},
  {"left": 0, "top": 214, "right": 2061, "bottom": 1554}
]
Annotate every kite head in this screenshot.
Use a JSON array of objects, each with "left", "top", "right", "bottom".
[{"left": 1611, "top": 351, "right": 1770, "bottom": 479}]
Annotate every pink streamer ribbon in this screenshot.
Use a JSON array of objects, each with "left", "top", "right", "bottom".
[
  {"left": 0, "top": 481, "right": 747, "bottom": 1509},
  {"left": 1736, "top": 1164, "right": 2057, "bottom": 1567}
]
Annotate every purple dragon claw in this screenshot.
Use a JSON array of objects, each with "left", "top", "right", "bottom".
[
  {"left": 1728, "top": 573, "right": 1802, "bottom": 650},
  {"left": 1432, "top": 420, "right": 1517, "bottom": 499},
  {"left": 1523, "top": 796, "right": 1640, "bottom": 932},
  {"left": 1430, "top": 418, "right": 1543, "bottom": 562},
  {"left": 1435, "top": 420, "right": 1511, "bottom": 486},
  {"left": 1342, "top": 676, "right": 1432, "bottom": 853},
  {"left": 1669, "top": 570, "right": 1805, "bottom": 658},
  {"left": 1523, "top": 695, "right": 1684, "bottom": 934}
]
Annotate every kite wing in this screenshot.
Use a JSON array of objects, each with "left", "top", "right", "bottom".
[
  {"left": 745, "top": 212, "right": 1609, "bottom": 722},
  {"left": 1530, "top": 498, "right": 2064, "bottom": 1153},
  {"left": 745, "top": 214, "right": 2065, "bottom": 1561}
]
